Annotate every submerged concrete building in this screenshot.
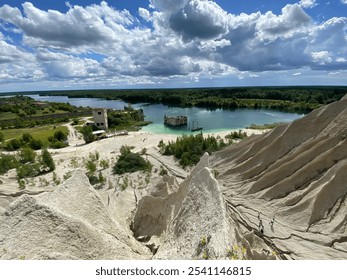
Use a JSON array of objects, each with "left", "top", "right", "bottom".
[{"left": 164, "top": 115, "right": 188, "bottom": 127}]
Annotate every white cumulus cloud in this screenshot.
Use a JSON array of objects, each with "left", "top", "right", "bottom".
[
  {"left": 299, "top": 0, "right": 317, "bottom": 8},
  {"left": 0, "top": 0, "right": 346, "bottom": 89}
]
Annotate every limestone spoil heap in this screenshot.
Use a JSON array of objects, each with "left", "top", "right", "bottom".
[{"left": 211, "top": 94, "right": 347, "bottom": 259}]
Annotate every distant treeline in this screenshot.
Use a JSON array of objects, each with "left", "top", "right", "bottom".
[{"left": 7, "top": 86, "right": 347, "bottom": 113}]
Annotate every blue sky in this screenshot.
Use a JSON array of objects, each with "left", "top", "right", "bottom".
[{"left": 0, "top": 0, "right": 346, "bottom": 92}]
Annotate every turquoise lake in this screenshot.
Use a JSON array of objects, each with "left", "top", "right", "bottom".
[{"left": 31, "top": 95, "right": 303, "bottom": 135}]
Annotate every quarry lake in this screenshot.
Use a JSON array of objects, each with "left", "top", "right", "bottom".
[{"left": 31, "top": 94, "right": 303, "bottom": 135}]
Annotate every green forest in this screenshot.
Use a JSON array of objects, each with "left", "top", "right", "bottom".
[{"left": 21, "top": 86, "right": 347, "bottom": 113}]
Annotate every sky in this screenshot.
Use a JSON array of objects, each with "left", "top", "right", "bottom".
[{"left": 0, "top": 0, "right": 346, "bottom": 92}]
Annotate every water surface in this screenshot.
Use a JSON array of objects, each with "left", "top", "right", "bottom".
[{"left": 31, "top": 94, "right": 303, "bottom": 135}]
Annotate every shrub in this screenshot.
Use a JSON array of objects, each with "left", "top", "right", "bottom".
[
  {"left": 159, "top": 165, "right": 168, "bottom": 176},
  {"left": 160, "top": 133, "right": 228, "bottom": 168},
  {"left": 0, "top": 154, "right": 19, "bottom": 174},
  {"left": 100, "top": 159, "right": 109, "bottom": 169},
  {"left": 0, "top": 132, "right": 5, "bottom": 143},
  {"left": 4, "top": 139, "right": 22, "bottom": 151},
  {"left": 54, "top": 130, "right": 68, "bottom": 142},
  {"left": 85, "top": 160, "right": 97, "bottom": 174},
  {"left": 18, "top": 147, "right": 36, "bottom": 164},
  {"left": 80, "top": 125, "right": 95, "bottom": 144},
  {"left": 113, "top": 145, "right": 152, "bottom": 175},
  {"left": 87, "top": 172, "right": 105, "bottom": 186},
  {"left": 87, "top": 174, "right": 99, "bottom": 185},
  {"left": 29, "top": 139, "right": 43, "bottom": 150},
  {"left": 50, "top": 141, "right": 68, "bottom": 149},
  {"left": 21, "top": 133, "right": 33, "bottom": 143},
  {"left": 17, "top": 163, "right": 41, "bottom": 179},
  {"left": 41, "top": 149, "right": 55, "bottom": 172}
]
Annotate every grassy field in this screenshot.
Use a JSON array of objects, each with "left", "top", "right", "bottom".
[
  {"left": 1, "top": 125, "right": 69, "bottom": 145},
  {"left": 0, "top": 112, "right": 18, "bottom": 121}
]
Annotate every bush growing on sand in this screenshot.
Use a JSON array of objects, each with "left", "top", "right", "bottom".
[
  {"left": 160, "top": 133, "right": 228, "bottom": 168},
  {"left": 0, "top": 153, "right": 19, "bottom": 174},
  {"left": 41, "top": 148, "right": 55, "bottom": 172},
  {"left": 85, "top": 160, "right": 97, "bottom": 174},
  {"left": 80, "top": 125, "right": 95, "bottom": 144},
  {"left": 18, "top": 147, "right": 36, "bottom": 164},
  {"left": 113, "top": 145, "right": 152, "bottom": 175}
]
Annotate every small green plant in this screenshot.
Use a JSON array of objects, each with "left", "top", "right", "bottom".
[
  {"left": 18, "top": 179, "right": 26, "bottom": 190},
  {"left": 52, "top": 172, "right": 61, "bottom": 185},
  {"left": 145, "top": 172, "right": 151, "bottom": 186},
  {"left": 63, "top": 171, "right": 72, "bottom": 181},
  {"left": 201, "top": 236, "right": 207, "bottom": 246},
  {"left": 85, "top": 160, "right": 97, "bottom": 174},
  {"left": 203, "top": 249, "right": 209, "bottom": 260},
  {"left": 98, "top": 171, "right": 105, "bottom": 184},
  {"left": 227, "top": 244, "right": 245, "bottom": 260},
  {"left": 39, "top": 177, "right": 49, "bottom": 187},
  {"left": 159, "top": 165, "right": 168, "bottom": 176},
  {"left": 69, "top": 157, "right": 79, "bottom": 168},
  {"left": 107, "top": 179, "right": 114, "bottom": 189},
  {"left": 212, "top": 169, "right": 219, "bottom": 178},
  {"left": 120, "top": 176, "right": 129, "bottom": 191},
  {"left": 100, "top": 159, "right": 109, "bottom": 169},
  {"left": 196, "top": 235, "right": 210, "bottom": 259},
  {"left": 89, "top": 151, "right": 100, "bottom": 162}
]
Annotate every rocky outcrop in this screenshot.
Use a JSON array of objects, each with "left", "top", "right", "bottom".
[
  {"left": 132, "top": 153, "right": 233, "bottom": 259},
  {"left": 212, "top": 94, "right": 347, "bottom": 259}
]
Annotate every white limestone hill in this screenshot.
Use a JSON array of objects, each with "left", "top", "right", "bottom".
[
  {"left": 211, "top": 94, "right": 347, "bottom": 259},
  {"left": 0, "top": 170, "right": 150, "bottom": 260}
]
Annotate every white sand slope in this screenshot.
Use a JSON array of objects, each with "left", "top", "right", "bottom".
[
  {"left": 0, "top": 170, "right": 150, "bottom": 259},
  {"left": 212, "top": 94, "right": 347, "bottom": 259}
]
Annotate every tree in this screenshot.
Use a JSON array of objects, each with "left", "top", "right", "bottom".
[
  {"left": 21, "top": 133, "right": 33, "bottom": 143},
  {"left": 41, "top": 149, "right": 55, "bottom": 172},
  {"left": 29, "top": 139, "right": 43, "bottom": 150},
  {"left": 54, "top": 130, "right": 68, "bottom": 142},
  {"left": 80, "top": 125, "right": 94, "bottom": 144}
]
